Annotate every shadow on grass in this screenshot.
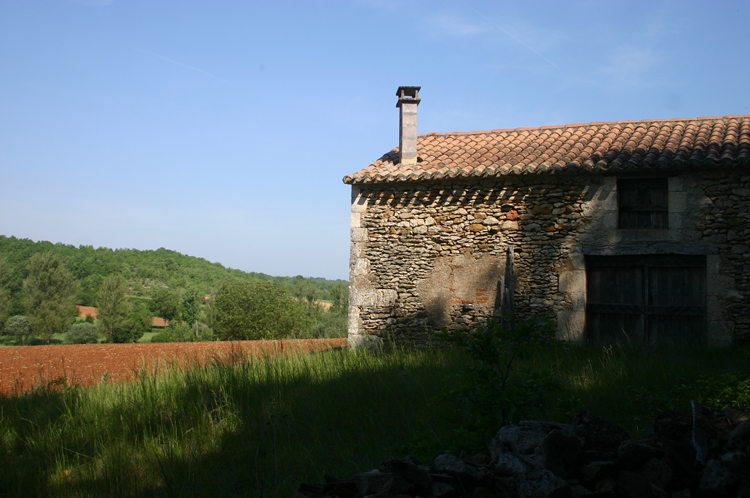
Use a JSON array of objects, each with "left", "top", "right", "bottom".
[{"left": 1, "top": 347, "right": 465, "bottom": 498}]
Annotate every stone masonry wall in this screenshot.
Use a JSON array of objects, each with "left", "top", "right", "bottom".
[{"left": 348, "top": 170, "right": 750, "bottom": 348}]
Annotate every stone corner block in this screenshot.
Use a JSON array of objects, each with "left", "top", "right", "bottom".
[
  {"left": 351, "top": 227, "right": 368, "bottom": 242},
  {"left": 708, "top": 321, "right": 734, "bottom": 348},
  {"left": 668, "top": 191, "right": 687, "bottom": 213},
  {"left": 556, "top": 310, "right": 585, "bottom": 342},
  {"left": 348, "top": 333, "right": 383, "bottom": 350},
  {"left": 350, "top": 288, "right": 397, "bottom": 307},
  {"left": 559, "top": 270, "right": 585, "bottom": 295},
  {"left": 668, "top": 176, "right": 684, "bottom": 192}
]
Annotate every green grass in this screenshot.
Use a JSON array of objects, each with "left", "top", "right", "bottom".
[
  {"left": 0, "top": 343, "right": 749, "bottom": 497},
  {"left": 138, "top": 330, "right": 161, "bottom": 343}
]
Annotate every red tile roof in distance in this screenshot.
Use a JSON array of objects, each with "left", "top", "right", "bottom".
[{"left": 343, "top": 116, "right": 750, "bottom": 185}]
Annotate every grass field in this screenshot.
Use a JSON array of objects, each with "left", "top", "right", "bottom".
[{"left": 1, "top": 343, "right": 749, "bottom": 497}]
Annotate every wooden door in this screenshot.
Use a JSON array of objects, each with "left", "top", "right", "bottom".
[{"left": 585, "top": 255, "right": 706, "bottom": 349}]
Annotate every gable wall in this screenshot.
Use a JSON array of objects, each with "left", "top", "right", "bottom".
[{"left": 348, "top": 170, "right": 750, "bottom": 347}]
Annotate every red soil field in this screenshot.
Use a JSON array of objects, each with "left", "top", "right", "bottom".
[{"left": 0, "top": 338, "right": 347, "bottom": 396}]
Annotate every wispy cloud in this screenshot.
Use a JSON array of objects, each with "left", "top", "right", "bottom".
[
  {"left": 131, "top": 47, "right": 231, "bottom": 84},
  {"left": 457, "top": 0, "right": 561, "bottom": 71}
]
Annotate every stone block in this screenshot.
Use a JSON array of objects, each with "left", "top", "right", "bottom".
[
  {"left": 707, "top": 274, "right": 735, "bottom": 297},
  {"left": 602, "top": 212, "right": 617, "bottom": 229},
  {"left": 351, "top": 258, "right": 369, "bottom": 277},
  {"left": 556, "top": 310, "right": 585, "bottom": 342},
  {"left": 668, "top": 176, "right": 684, "bottom": 192},
  {"left": 351, "top": 186, "right": 367, "bottom": 213},
  {"left": 668, "top": 212, "right": 682, "bottom": 229},
  {"left": 668, "top": 191, "right": 687, "bottom": 213},
  {"left": 350, "top": 212, "right": 361, "bottom": 228},
  {"left": 348, "top": 333, "right": 383, "bottom": 350},
  {"left": 568, "top": 252, "right": 585, "bottom": 270},
  {"left": 708, "top": 321, "right": 734, "bottom": 347},
  {"left": 350, "top": 288, "right": 397, "bottom": 307},
  {"left": 348, "top": 306, "right": 361, "bottom": 335},
  {"left": 708, "top": 295, "right": 723, "bottom": 321},
  {"left": 559, "top": 270, "right": 584, "bottom": 294},
  {"left": 351, "top": 227, "right": 368, "bottom": 242},
  {"left": 707, "top": 255, "right": 720, "bottom": 275}
]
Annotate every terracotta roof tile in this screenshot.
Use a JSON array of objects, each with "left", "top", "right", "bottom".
[{"left": 343, "top": 116, "right": 750, "bottom": 184}]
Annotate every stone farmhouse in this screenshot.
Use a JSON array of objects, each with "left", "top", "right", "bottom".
[{"left": 343, "top": 86, "right": 750, "bottom": 349}]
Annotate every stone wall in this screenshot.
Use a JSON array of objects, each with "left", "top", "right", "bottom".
[{"left": 348, "top": 170, "right": 750, "bottom": 347}]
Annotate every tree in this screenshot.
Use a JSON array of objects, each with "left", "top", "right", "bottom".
[
  {"left": 0, "top": 257, "right": 11, "bottom": 322},
  {"left": 330, "top": 282, "right": 349, "bottom": 315},
  {"left": 64, "top": 322, "right": 101, "bottom": 344},
  {"left": 120, "top": 300, "right": 151, "bottom": 343},
  {"left": 213, "top": 282, "right": 311, "bottom": 340},
  {"left": 181, "top": 288, "right": 202, "bottom": 327},
  {"left": 4, "top": 315, "right": 31, "bottom": 345},
  {"left": 97, "top": 275, "right": 130, "bottom": 343},
  {"left": 25, "top": 252, "right": 78, "bottom": 343},
  {"left": 150, "top": 288, "right": 180, "bottom": 324}
]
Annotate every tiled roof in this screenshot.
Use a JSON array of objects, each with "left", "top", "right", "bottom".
[
  {"left": 75, "top": 305, "right": 98, "bottom": 318},
  {"left": 343, "top": 116, "right": 750, "bottom": 185}
]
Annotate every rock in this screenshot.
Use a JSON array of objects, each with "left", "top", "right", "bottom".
[
  {"left": 354, "top": 470, "right": 410, "bottom": 496},
  {"left": 379, "top": 457, "right": 432, "bottom": 491},
  {"left": 579, "top": 460, "right": 615, "bottom": 481},
  {"left": 429, "top": 481, "right": 459, "bottom": 498},
  {"left": 490, "top": 421, "right": 569, "bottom": 457},
  {"left": 617, "top": 470, "right": 654, "bottom": 498},
  {"left": 494, "top": 453, "right": 534, "bottom": 477},
  {"left": 725, "top": 419, "right": 750, "bottom": 453},
  {"left": 696, "top": 459, "right": 737, "bottom": 498},
  {"left": 435, "top": 453, "right": 483, "bottom": 481},
  {"left": 572, "top": 411, "right": 631, "bottom": 455},
  {"left": 514, "top": 469, "right": 571, "bottom": 498},
  {"left": 569, "top": 483, "right": 594, "bottom": 497},
  {"left": 641, "top": 457, "right": 675, "bottom": 490},
  {"left": 540, "top": 429, "right": 582, "bottom": 478},
  {"left": 617, "top": 438, "right": 664, "bottom": 470},
  {"left": 654, "top": 411, "right": 692, "bottom": 442},
  {"left": 459, "top": 451, "right": 490, "bottom": 468}
]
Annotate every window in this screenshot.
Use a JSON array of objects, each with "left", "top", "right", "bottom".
[
  {"left": 617, "top": 178, "right": 668, "bottom": 229},
  {"left": 585, "top": 255, "right": 706, "bottom": 349}
]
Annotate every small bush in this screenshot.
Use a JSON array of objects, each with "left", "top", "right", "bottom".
[
  {"left": 65, "top": 323, "right": 102, "bottom": 344},
  {"left": 4, "top": 315, "right": 32, "bottom": 345},
  {"left": 430, "top": 314, "right": 559, "bottom": 453}
]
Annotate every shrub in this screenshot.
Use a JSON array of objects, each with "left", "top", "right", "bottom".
[
  {"left": 213, "top": 282, "right": 311, "bottom": 340},
  {"left": 65, "top": 323, "right": 102, "bottom": 344},
  {"left": 433, "top": 314, "right": 559, "bottom": 452},
  {"left": 4, "top": 315, "right": 32, "bottom": 345}
]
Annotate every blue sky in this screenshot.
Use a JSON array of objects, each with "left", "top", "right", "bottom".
[{"left": 1, "top": 0, "right": 748, "bottom": 280}]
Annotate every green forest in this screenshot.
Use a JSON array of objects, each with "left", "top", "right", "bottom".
[{"left": 0, "top": 235, "right": 348, "bottom": 345}]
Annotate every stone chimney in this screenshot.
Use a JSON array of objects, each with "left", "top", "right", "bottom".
[{"left": 396, "top": 86, "right": 421, "bottom": 165}]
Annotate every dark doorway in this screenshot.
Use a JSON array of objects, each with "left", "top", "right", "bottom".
[{"left": 585, "top": 254, "right": 706, "bottom": 349}]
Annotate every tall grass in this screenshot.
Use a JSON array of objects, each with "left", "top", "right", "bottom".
[
  {"left": 1, "top": 343, "right": 749, "bottom": 497},
  {"left": 0, "top": 346, "right": 465, "bottom": 497}
]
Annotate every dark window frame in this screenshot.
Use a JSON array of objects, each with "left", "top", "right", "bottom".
[{"left": 617, "top": 177, "right": 669, "bottom": 229}]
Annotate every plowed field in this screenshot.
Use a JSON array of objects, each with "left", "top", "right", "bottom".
[{"left": 0, "top": 338, "right": 347, "bottom": 395}]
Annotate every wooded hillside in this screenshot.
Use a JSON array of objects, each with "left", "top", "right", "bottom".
[{"left": 0, "top": 235, "right": 347, "bottom": 317}]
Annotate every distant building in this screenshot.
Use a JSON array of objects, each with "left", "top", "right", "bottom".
[{"left": 75, "top": 305, "right": 166, "bottom": 329}]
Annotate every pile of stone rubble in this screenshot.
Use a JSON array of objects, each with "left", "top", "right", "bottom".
[{"left": 294, "top": 404, "right": 749, "bottom": 498}]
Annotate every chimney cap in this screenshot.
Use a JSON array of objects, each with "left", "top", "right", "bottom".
[{"left": 396, "top": 86, "right": 421, "bottom": 108}]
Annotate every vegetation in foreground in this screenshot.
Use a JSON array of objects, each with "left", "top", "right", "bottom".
[{"left": 1, "top": 340, "right": 749, "bottom": 498}]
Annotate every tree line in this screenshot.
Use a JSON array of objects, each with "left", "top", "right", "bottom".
[{"left": 0, "top": 236, "right": 349, "bottom": 345}]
